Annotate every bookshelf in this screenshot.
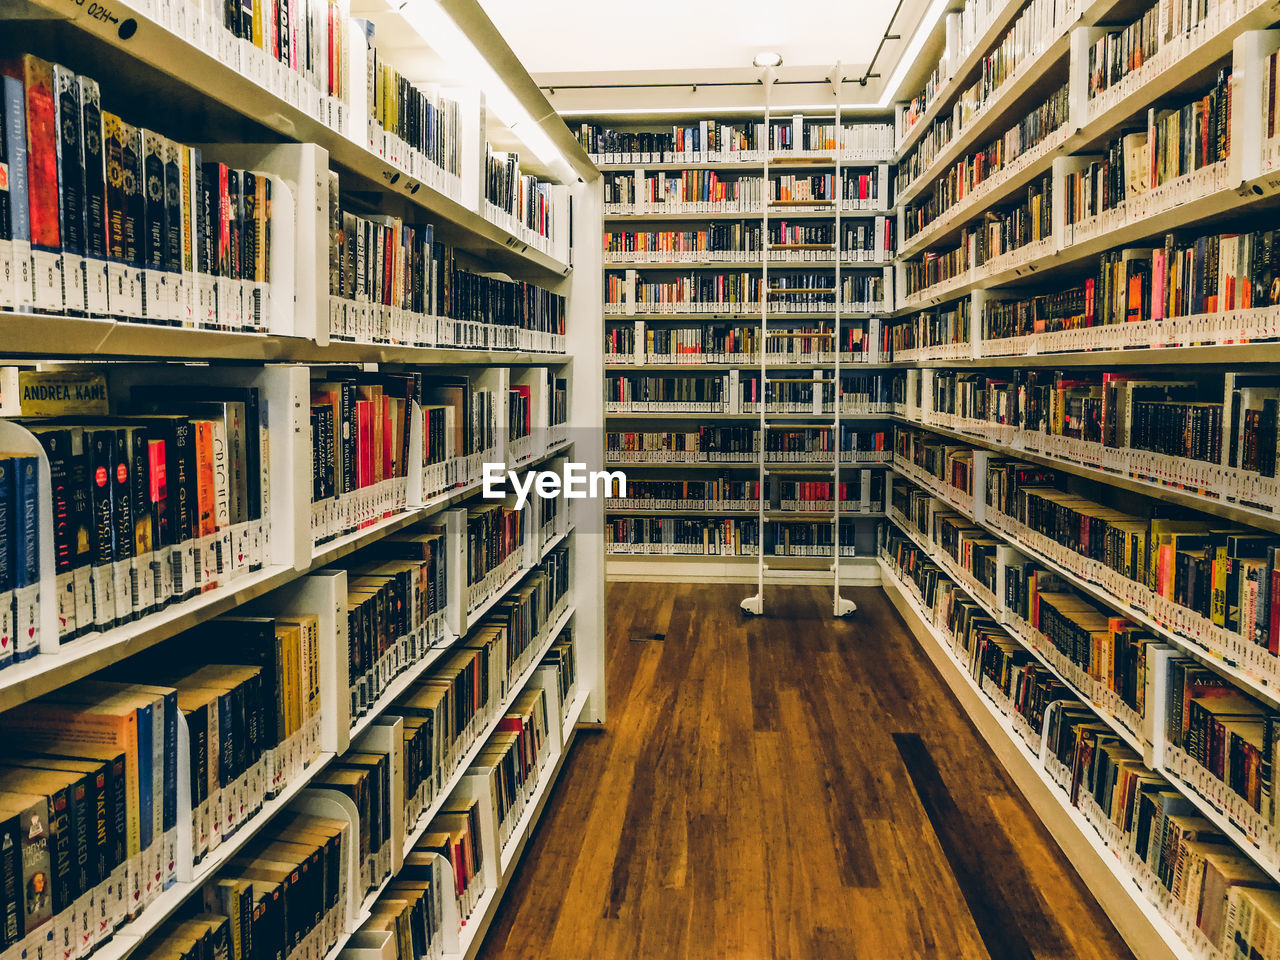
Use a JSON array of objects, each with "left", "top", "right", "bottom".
[
  {"left": 578, "top": 0, "right": 1280, "bottom": 951},
  {"left": 581, "top": 114, "right": 896, "bottom": 584},
  {"left": 880, "top": 0, "right": 1280, "bottom": 955},
  {"left": 0, "top": 2, "right": 603, "bottom": 960}
]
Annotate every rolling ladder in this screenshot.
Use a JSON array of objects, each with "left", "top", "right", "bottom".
[{"left": 741, "top": 70, "right": 856, "bottom": 618}]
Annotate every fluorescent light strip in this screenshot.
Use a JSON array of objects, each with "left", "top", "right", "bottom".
[
  {"left": 398, "top": 0, "right": 569, "bottom": 173},
  {"left": 876, "top": 0, "right": 951, "bottom": 106}
]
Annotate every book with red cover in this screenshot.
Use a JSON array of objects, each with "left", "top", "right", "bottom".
[{"left": 1, "top": 55, "right": 59, "bottom": 253}]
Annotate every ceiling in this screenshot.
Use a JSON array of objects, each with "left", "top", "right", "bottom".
[
  {"left": 479, "top": 0, "right": 898, "bottom": 75},
  {"left": 477, "top": 0, "right": 938, "bottom": 117}
]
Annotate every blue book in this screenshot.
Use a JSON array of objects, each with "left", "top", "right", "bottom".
[
  {"left": 12, "top": 454, "right": 38, "bottom": 590},
  {"left": 0, "top": 458, "right": 12, "bottom": 596},
  {"left": 2, "top": 76, "right": 28, "bottom": 246},
  {"left": 134, "top": 700, "right": 153, "bottom": 854},
  {"left": 160, "top": 689, "right": 177, "bottom": 835},
  {"left": 11, "top": 453, "right": 38, "bottom": 663}
]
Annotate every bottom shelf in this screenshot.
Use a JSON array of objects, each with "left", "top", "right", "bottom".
[
  {"left": 879, "top": 561, "right": 1191, "bottom": 960},
  {"left": 325, "top": 604, "right": 580, "bottom": 960},
  {"left": 606, "top": 554, "right": 883, "bottom": 584},
  {"left": 455, "top": 692, "right": 590, "bottom": 960}
]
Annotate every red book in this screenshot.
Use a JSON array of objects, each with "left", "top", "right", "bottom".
[
  {"left": 381, "top": 395, "right": 392, "bottom": 486},
  {"left": 355, "top": 400, "right": 371, "bottom": 490},
  {"left": 2, "top": 55, "right": 59, "bottom": 251},
  {"left": 1269, "top": 568, "right": 1280, "bottom": 655}
]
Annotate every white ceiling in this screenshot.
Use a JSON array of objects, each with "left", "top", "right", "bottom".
[{"left": 478, "top": 0, "right": 900, "bottom": 75}]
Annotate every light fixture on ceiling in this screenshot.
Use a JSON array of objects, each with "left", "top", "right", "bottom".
[{"left": 753, "top": 51, "right": 783, "bottom": 68}]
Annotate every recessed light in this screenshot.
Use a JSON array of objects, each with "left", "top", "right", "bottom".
[{"left": 753, "top": 52, "right": 783, "bottom": 68}]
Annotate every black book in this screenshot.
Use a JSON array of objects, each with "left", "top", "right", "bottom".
[
  {"left": 0, "top": 804, "right": 23, "bottom": 949},
  {"left": 195, "top": 618, "right": 281, "bottom": 749},
  {"left": 78, "top": 77, "right": 105, "bottom": 263},
  {"left": 0, "top": 768, "right": 77, "bottom": 919},
  {"left": 228, "top": 169, "right": 242, "bottom": 284},
  {"left": 53, "top": 67, "right": 85, "bottom": 264},
  {"left": 142, "top": 131, "right": 167, "bottom": 277},
  {"left": 109, "top": 429, "right": 137, "bottom": 610},
  {"left": 127, "top": 425, "right": 155, "bottom": 614},
  {"left": 163, "top": 139, "right": 183, "bottom": 275},
  {"left": 119, "top": 121, "right": 144, "bottom": 269}
]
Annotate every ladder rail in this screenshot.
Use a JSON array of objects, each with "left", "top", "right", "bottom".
[
  {"left": 743, "top": 66, "right": 855, "bottom": 618},
  {"left": 831, "top": 70, "right": 855, "bottom": 617}
]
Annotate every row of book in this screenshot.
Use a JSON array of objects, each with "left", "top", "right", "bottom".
[
  {"left": 604, "top": 271, "right": 889, "bottom": 313},
  {"left": 885, "top": 301, "right": 970, "bottom": 355},
  {"left": 327, "top": 193, "right": 567, "bottom": 346},
  {"left": 137, "top": 814, "right": 348, "bottom": 960},
  {"left": 604, "top": 321, "right": 885, "bottom": 366},
  {"left": 984, "top": 454, "right": 1280, "bottom": 650},
  {"left": 482, "top": 148, "right": 555, "bottom": 242},
  {"left": 1, "top": 54, "right": 282, "bottom": 328},
  {"left": 310, "top": 373, "right": 416, "bottom": 544},
  {"left": 605, "top": 517, "right": 759, "bottom": 555},
  {"left": 6, "top": 382, "right": 269, "bottom": 662},
  {"left": 607, "top": 476, "right": 880, "bottom": 512},
  {"left": 605, "top": 516, "right": 866, "bottom": 556},
  {"left": 330, "top": 525, "right": 451, "bottom": 724},
  {"left": 952, "top": 0, "right": 1074, "bottom": 130},
  {"left": 602, "top": 226, "right": 764, "bottom": 258},
  {"left": 904, "top": 176, "right": 1054, "bottom": 294},
  {"left": 880, "top": 522, "right": 1280, "bottom": 960},
  {"left": 0, "top": 646, "right": 325, "bottom": 960},
  {"left": 311, "top": 619, "right": 575, "bottom": 951},
  {"left": 1087, "top": 0, "right": 1216, "bottom": 101},
  {"left": 969, "top": 225, "right": 1280, "bottom": 343},
  {"left": 606, "top": 371, "right": 899, "bottom": 414},
  {"left": 576, "top": 119, "right": 894, "bottom": 164},
  {"left": 144, "top": 625, "right": 577, "bottom": 960},
  {"left": 602, "top": 170, "right": 765, "bottom": 210},
  {"left": 923, "top": 367, "right": 1277, "bottom": 478},
  {"left": 601, "top": 221, "right": 889, "bottom": 260},
  {"left": 1063, "top": 70, "right": 1232, "bottom": 224},
  {"left": 901, "top": 83, "right": 1069, "bottom": 240},
  {"left": 605, "top": 427, "right": 888, "bottom": 461},
  {"left": 970, "top": 174, "right": 1054, "bottom": 266},
  {"left": 895, "top": 0, "right": 1075, "bottom": 195},
  {"left": 894, "top": 478, "right": 1154, "bottom": 730},
  {"left": 185, "top": 0, "right": 465, "bottom": 185}
]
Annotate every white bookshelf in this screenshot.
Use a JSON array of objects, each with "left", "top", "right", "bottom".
[
  {"left": 880, "top": 0, "right": 1280, "bottom": 954},
  {"left": 0, "top": 2, "right": 604, "bottom": 960}
]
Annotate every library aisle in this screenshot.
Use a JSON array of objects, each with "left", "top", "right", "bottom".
[{"left": 477, "top": 583, "right": 1131, "bottom": 960}]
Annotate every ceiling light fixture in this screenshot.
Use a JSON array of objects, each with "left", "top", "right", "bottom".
[{"left": 753, "top": 51, "right": 783, "bottom": 68}]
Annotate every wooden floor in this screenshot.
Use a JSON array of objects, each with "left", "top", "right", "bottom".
[{"left": 477, "top": 583, "right": 1134, "bottom": 960}]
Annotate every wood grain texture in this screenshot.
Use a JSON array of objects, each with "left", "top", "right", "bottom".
[{"left": 475, "top": 584, "right": 1135, "bottom": 960}]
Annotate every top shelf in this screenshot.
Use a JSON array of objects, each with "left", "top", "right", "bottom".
[{"left": 13, "top": 0, "right": 582, "bottom": 282}]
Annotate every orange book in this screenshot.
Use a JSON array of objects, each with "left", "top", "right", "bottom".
[{"left": 194, "top": 419, "right": 217, "bottom": 537}]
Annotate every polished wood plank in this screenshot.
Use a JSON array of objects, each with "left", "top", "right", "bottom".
[{"left": 476, "top": 584, "right": 1134, "bottom": 960}]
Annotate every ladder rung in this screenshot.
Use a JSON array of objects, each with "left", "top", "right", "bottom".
[
  {"left": 767, "top": 377, "right": 827, "bottom": 383},
  {"left": 769, "top": 200, "right": 834, "bottom": 206},
  {"left": 768, "top": 244, "right": 835, "bottom": 250},
  {"left": 770, "top": 157, "right": 834, "bottom": 165},
  {"left": 769, "top": 288, "right": 834, "bottom": 294},
  {"left": 766, "top": 331, "right": 835, "bottom": 338}
]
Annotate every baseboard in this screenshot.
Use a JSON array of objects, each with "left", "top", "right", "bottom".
[
  {"left": 879, "top": 561, "right": 1182, "bottom": 960},
  {"left": 606, "top": 556, "right": 882, "bottom": 584}
]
